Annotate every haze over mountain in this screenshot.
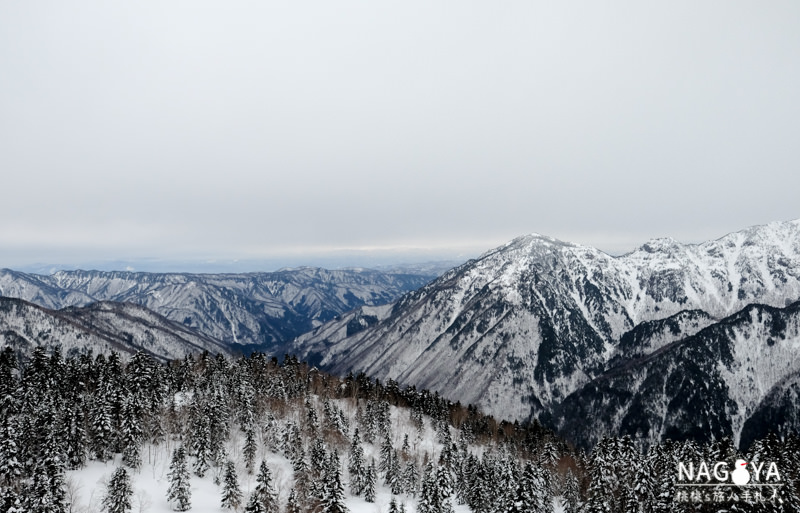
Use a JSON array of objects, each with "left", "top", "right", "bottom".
[{"left": 290, "top": 219, "right": 800, "bottom": 449}]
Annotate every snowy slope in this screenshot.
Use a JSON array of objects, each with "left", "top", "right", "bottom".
[
  {"left": 551, "top": 300, "right": 800, "bottom": 450},
  {"left": 291, "top": 220, "right": 800, "bottom": 441}
]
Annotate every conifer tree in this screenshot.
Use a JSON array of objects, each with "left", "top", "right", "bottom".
[
  {"left": 242, "top": 425, "right": 257, "bottom": 474},
  {"left": 244, "top": 461, "right": 278, "bottom": 513},
  {"left": 320, "top": 452, "right": 348, "bottom": 513},
  {"left": 89, "top": 393, "right": 114, "bottom": 461},
  {"left": 167, "top": 446, "right": 192, "bottom": 511},
  {"left": 403, "top": 460, "right": 420, "bottom": 497},
  {"left": 379, "top": 434, "right": 393, "bottom": 474},
  {"left": 221, "top": 461, "right": 242, "bottom": 510},
  {"left": 509, "top": 462, "right": 550, "bottom": 513},
  {"left": 388, "top": 496, "right": 400, "bottom": 513},
  {"left": 60, "top": 389, "right": 88, "bottom": 470},
  {"left": 562, "top": 468, "right": 581, "bottom": 513},
  {"left": 292, "top": 450, "right": 312, "bottom": 505},
  {"left": 0, "top": 416, "right": 22, "bottom": 487},
  {"left": 418, "top": 462, "right": 440, "bottom": 513},
  {"left": 102, "top": 467, "right": 133, "bottom": 513},
  {"left": 348, "top": 428, "right": 366, "bottom": 495},
  {"left": 435, "top": 464, "right": 455, "bottom": 513},
  {"left": 190, "top": 406, "right": 212, "bottom": 477},
  {"left": 364, "top": 459, "right": 376, "bottom": 503},
  {"left": 120, "top": 395, "right": 142, "bottom": 469},
  {"left": 386, "top": 449, "right": 403, "bottom": 495},
  {"left": 285, "top": 489, "right": 301, "bottom": 513}
]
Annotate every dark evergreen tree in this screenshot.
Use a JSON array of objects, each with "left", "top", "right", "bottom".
[
  {"left": 386, "top": 449, "right": 403, "bottom": 495},
  {"left": 244, "top": 461, "right": 278, "bottom": 513},
  {"left": 24, "top": 452, "right": 68, "bottom": 513},
  {"left": 102, "top": 467, "right": 133, "bottom": 513},
  {"left": 509, "top": 462, "right": 550, "bottom": 513},
  {"left": 120, "top": 395, "right": 143, "bottom": 469},
  {"left": 242, "top": 424, "right": 257, "bottom": 474},
  {"left": 0, "top": 415, "right": 22, "bottom": 487},
  {"left": 562, "top": 468, "right": 581, "bottom": 513},
  {"left": 89, "top": 393, "right": 114, "bottom": 461},
  {"left": 167, "top": 446, "right": 192, "bottom": 511},
  {"left": 364, "top": 459, "right": 376, "bottom": 503},
  {"left": 379, "top": 434, "right": 393, "bottom": 474},
  {"left": 292, "top": 450, "right": 313, "bottom": 505},
  {"left": 388, "top": 496, "right": 400, "bottom": 513},
  {"left": 320, "top": 452, "right": 348, "bottom": 513},
  {"left": 285, "top": 489, "right": 301, "bottom": 513},
  {"left": 418, "top": 462, "right": 440, "bottom": 513},
  {"left": 221, "top": 460, "right": 243, "bottom": 510},
  {"left": 189, "top": 402, "right": 212, "bottom": 477},
  {"left": 348, "top": 428, "right": 366, "bottom": 495},
  {"left": 403, "top": 459, "right": 420, "bottom": 497}
]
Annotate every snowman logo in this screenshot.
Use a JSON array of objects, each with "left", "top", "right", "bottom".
[{"left": 731, "top": 459, "right": 750, "bottom": 485}]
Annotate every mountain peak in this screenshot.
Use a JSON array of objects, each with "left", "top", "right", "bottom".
[{"left": 637, "top": 236, "right": 683, "bottom": 254}]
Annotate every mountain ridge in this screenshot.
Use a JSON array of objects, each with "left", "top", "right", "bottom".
[
  {"left": 0, "top": 266, "right": 435, "bottom": 350},
  {"left": 290, "top": 219, "right": 800, "bottom": 447}
]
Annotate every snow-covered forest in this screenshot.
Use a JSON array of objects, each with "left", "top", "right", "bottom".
[{"left": 1, "top": 347, "right": 798, "bottom": 513}]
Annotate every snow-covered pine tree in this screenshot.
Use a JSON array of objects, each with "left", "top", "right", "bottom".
[
  {"left": 167, "top": 446, "right": 192, "bottom": 511},
  {"left": 243, "top": 424, "right": 257, "bottom": 474},
  {"left": 0, "top": 415, "right": 21, "bottom": 487},
  {"left": 379, "top": 434, "right": 393, "bottom": 474},
  {"left": 189, "top": 402, "right": 212, "bottom": 477},
  {"left": 24, "top": 451, "right": 68, "bottom": 513},
  {"left": 347, "top": 428, "right": 366, "bottom": 495},
  {"left": 120, "top": 395, "right": 142, "bottom": 469},
  {"left": 388, "top": 496, "right": 400, "bottom": 513},
  {"left": 364, "top": 459, "right": 376, "bottom": 503},
  {"left": 89, "top": 393, "right": 114, "bottom": 461},
  {"left": 320, "top": 452, "right": 348, "bottom": 513},
  {"left": 387, "top": 449, "right": 403, "bottom": 495},
  {"left": 220, "top": 460, "right": 242, "bottom": 510},
  {"left": 435, "top": 464, "right": 455, "bottom": 513},
  {"left": 62, "top": 392, "right": 88, "bottom": 470},
  {"left": 310, "top": 438, "right": 327, "bottom": 475},
  {"left": 562, "top": 468, "right": 581, "bottom": 513},
  {"left": 102, "top": 467, "right": 133, "bottom": 513},
  {"left": 403, "top": 459, "right": 420, "bottom": 497},
  {"left": 244, "top": 461, "right": 278, "bottom": 513},
  {"left": 292, "top": 449, "right": 313, "bottom": 505},
  {"left": 0, "top": 487, "right": 23, "bottom": 513},
  {"left": 401, "top": 434, "right": 410, "bottom": 457},
  {"left": 418, "top": 462, "right": 440, "bottom": 513},
  {"left": 285, "top": 489, "right": 301, "bottom": 513},
  {"left": 508, "top": 461, "right": 551, "bottom": 513}
]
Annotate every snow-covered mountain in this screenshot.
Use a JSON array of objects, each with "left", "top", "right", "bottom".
[
  {"left": 548, "top": 300, "right": 800, "bottom": 450},
  {"left": 0, "top": 267, "right": 433, "bottom": 351},
  {"left": 0, "top": 297, "right": 230, "bottom": 361},
  {"left": 290, "top": 220, "right": 800, "bottom": 447}
]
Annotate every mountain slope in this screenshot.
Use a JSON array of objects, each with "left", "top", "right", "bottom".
[
  {"left": 0, "top": 267, "right": 434, "bottom": 350},
  {"left": 290, "top": 220, "right": 800, "bottom": 439},
  {"left": 0, "top": 297, "right": 231, "bottom": 361},
  {"left": 549, "top": 301, "right": 800, "bottom": 449}
]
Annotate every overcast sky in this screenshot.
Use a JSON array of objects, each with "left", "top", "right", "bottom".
[{"left": 2, "top": 1, "right": 799, "bottom": 271}]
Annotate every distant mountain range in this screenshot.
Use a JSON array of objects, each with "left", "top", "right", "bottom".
[
  {"left": 0, "top": 297, "right": 230, "bottom": 361},
  {"left": 4, "top": 221, "right": 800, "bottom": 450},
  {"left": 289, "top": 220, "right": 800, "bottom": 449},
  {"left": 0, "top": 267, "right": 435, "bottom": 352}
]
